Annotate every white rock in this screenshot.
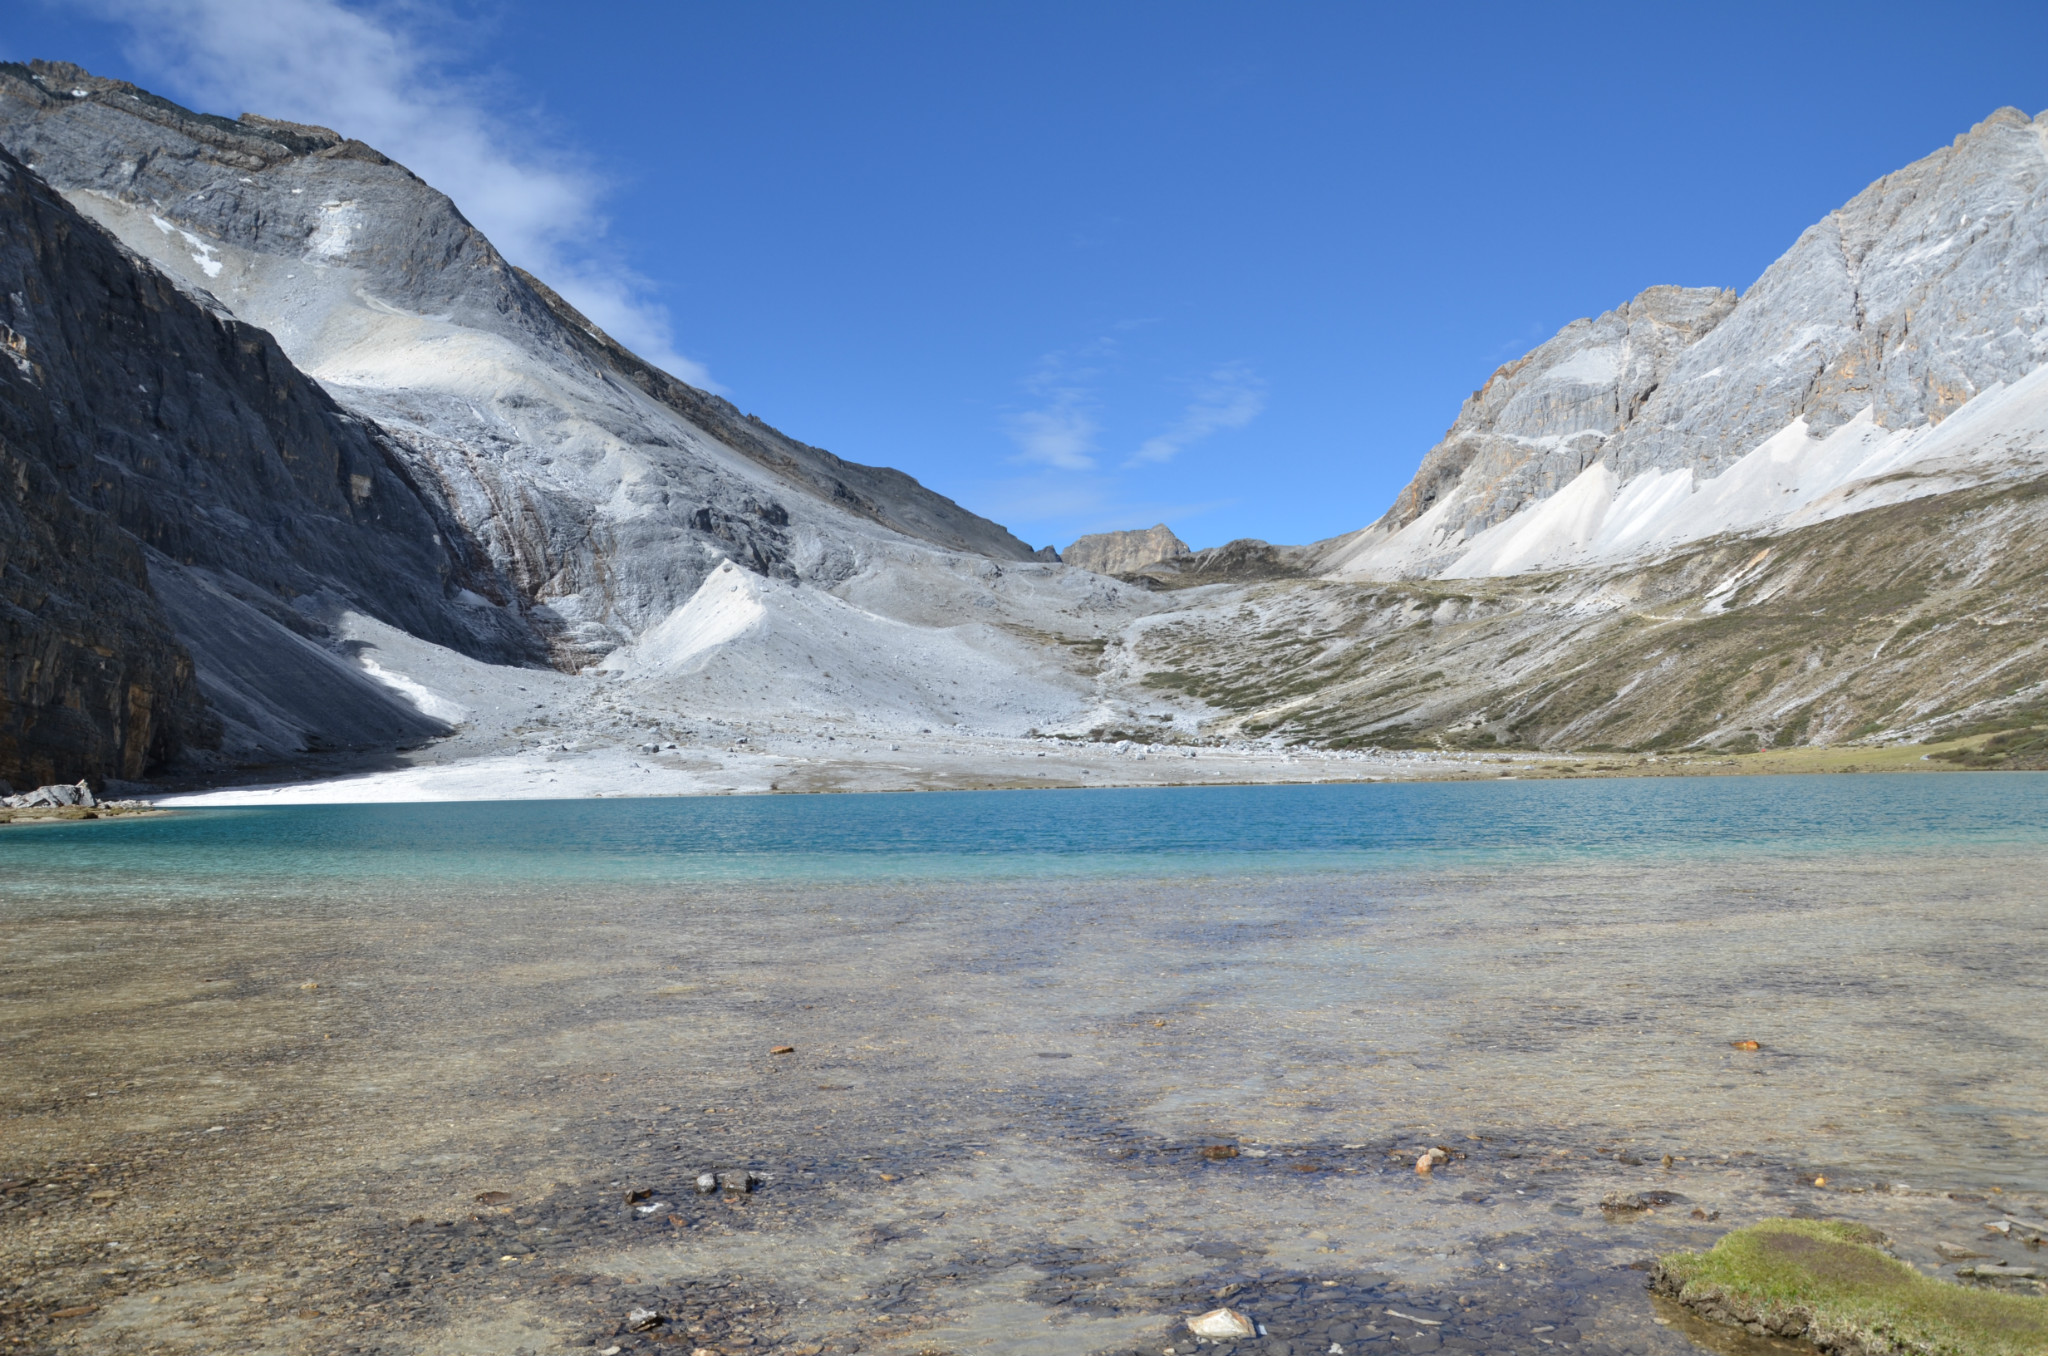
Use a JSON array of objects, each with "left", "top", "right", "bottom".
[{"left": 1187, "top": 1307, "right": 1256, "bottom": 1338}]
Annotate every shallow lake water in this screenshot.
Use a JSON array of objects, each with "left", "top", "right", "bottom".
[{"left": 2, "top": 776, "right": 2045, "bottom": 1356}]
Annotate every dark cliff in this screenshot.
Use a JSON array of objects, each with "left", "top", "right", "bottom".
[{"left": 0, "top": 143, "right": 542, "bottom": 786}]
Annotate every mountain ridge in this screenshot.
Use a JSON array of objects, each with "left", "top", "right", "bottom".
[
  {"left": 0, "top": 59, "right": 1054, "bottom": 785},
  {"left": 3, "top": 63, "right": 2046, "bottom": 793},
  {"left": 1325, "top": 106, "right": 2048, "bottom": 581}
]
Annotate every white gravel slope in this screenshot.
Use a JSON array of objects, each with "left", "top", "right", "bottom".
[
  {"left": 1330, "top": 363, "right": 2048, "bottom": 581},
  {"left": 154, "top": 563, "right": 1523, "bottom": 806}
]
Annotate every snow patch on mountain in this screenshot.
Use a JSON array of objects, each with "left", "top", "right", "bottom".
[{"left": 1331, "top": 359, "right": 2048, "bottom": 579}]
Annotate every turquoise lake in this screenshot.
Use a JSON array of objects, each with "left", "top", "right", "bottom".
[{"left": 5, "top": 772, "right": 2047, "bottom": 889}]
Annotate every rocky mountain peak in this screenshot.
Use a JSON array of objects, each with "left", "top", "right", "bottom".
[
  {"left": 1062, "top": 525, "right": 1192, "bottom": 576},
  {"left": 1339, "top": 104, "right": 2048, "bottom": 580},
  {"left": 1376, "top": 284, "right": 1738, "bottom": 539},
  {"left": 5, "top": 60, "right": 387, "bottom": 167},
  {"left": 0, "top": 60, "right": 1047, "bottom": 784},
  {"left": 0, "top": 63, "right": 1037, "bottom": 635}
]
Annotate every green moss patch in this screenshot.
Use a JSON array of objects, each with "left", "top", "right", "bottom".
[{"left": 1654, "top": 1219, "right": 2048, "bottom": 1356}]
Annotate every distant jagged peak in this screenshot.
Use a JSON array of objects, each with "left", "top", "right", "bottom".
[{"left": 1062, "top": 524, "right": 1191, "bottom": 576}]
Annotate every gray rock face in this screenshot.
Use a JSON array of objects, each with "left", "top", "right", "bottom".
[
  {"left": 0, "top": 246, "right": 211, "bottom": 788},
  {"left": 509, "top": 270, "right": 1037, "bottom": 565},
  {"left": 0, "top": 139, "right": 490, "bottom": 786},
  {"left": 1367, "top": 107, "right": 2048, "bottom": 562},
  {"left": 0, "top": 61, "right": 1037, "bottom": 672},
  {"left": 1608, "top": 107, "right": 2048, "bottom": 479},
  {"left": 1149, "top": 538, "right": 1308, "bottom": 584},
  {"left": 1377, "top": 286, "right": 1736, "bottom": 537},
  {"left": 1062, "top": 524, "right": 1191, "bottom": 576}
]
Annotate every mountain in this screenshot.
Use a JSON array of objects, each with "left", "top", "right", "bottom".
[
  {"left": 1322, "top": 107, "right": 2048, "bottom": 581},
  {"left": 2, "top": 60, "right": 2043, "bottom": 794},
  {"left": 0, "top": 60, "right": 1038, "bottom": 666},
  {"left": 1128, "top": 110, "right": 2048, "bottom": 756},
  {"left": 0, "top": 60, "right": 1082, "bottom": 788},
  {"left": 1061, "top": 524, "right": 1190, "bottom": 576},
  {"left": 0, "top": 137, "right": 529, "bottom": 782}
]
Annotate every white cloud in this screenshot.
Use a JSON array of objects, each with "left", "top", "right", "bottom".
[
  {"left": 79, "top": 0, "right": 715, "bottom": 388},
  {"left": 1003, "top": 345, "right": 1108, "bottom": 470},
  {"left": 1005, "top": 401, "right": 1098, "bottom": 470},
  {"left": 1129, "top": 364, "right": 1266, "bottom": 465}
]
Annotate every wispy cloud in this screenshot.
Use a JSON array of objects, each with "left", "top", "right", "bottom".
[
  {"left": 1006, "top": 401, "right": 1099, "bottom": 470},
  {"left": 77, "top": 0, "right": 715, "bottom": 388},
  {"left": 1129, "top": 364, "right": 1266, "bottom": 465},
  {"left": 1003, "top": 343, "right": 1112, "bottom": 470}
]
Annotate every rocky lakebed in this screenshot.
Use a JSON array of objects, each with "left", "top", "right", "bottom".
[{"left": 2, "top": 812, "right": 2044, "bottom": 1356}]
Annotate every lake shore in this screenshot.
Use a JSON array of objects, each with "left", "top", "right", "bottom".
[{"left": 143, "top": 729, "right": 2018, "bottom": 809}]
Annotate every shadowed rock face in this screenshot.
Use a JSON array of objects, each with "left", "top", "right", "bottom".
[
  {"left": 1063, "top": 524, "right": 1191, "bottom": 576},
  {"left": 0, "top": 140, "right": 525, "bottom": 786},
  {"left": 0, "top": 147, "right": 204, "bottom": 785},
  {"left": 0, "top": 361, "right": 212, "bottom": 784}
]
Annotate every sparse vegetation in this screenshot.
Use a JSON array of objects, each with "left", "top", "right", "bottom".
[
  {"left": 1927, "top": 725, "right": 2048, "bottom": 769},
  {"left": 1130, "top": 475, "right": 2048, "bottom": 760},
  {"left": 1656, "top": 1219, "right": 2048, "bottom": 1356}
]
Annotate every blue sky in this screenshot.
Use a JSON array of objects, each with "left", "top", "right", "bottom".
[{"left": 10, "top": 3, "right": 2048, "bottom": 552}]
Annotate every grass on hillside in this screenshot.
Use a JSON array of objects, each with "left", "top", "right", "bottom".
[
  {"left": 1658, "top": 1219, "right": 2048, "bottom": 1356},
  {"left": 1926, "top": 725, "right": 2048, "bottom": 770}
]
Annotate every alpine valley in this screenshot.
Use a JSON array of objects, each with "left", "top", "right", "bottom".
[{"left": 3, "top": 60, "right": 2047, "bottom": 801}]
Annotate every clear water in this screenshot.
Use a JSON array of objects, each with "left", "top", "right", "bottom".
[
  {"left": 3, "top": 774, "right": 2044, "bottom": 1356},
  {"left": 5, "top": 772, "right": 2047, "bottom": 890}
]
